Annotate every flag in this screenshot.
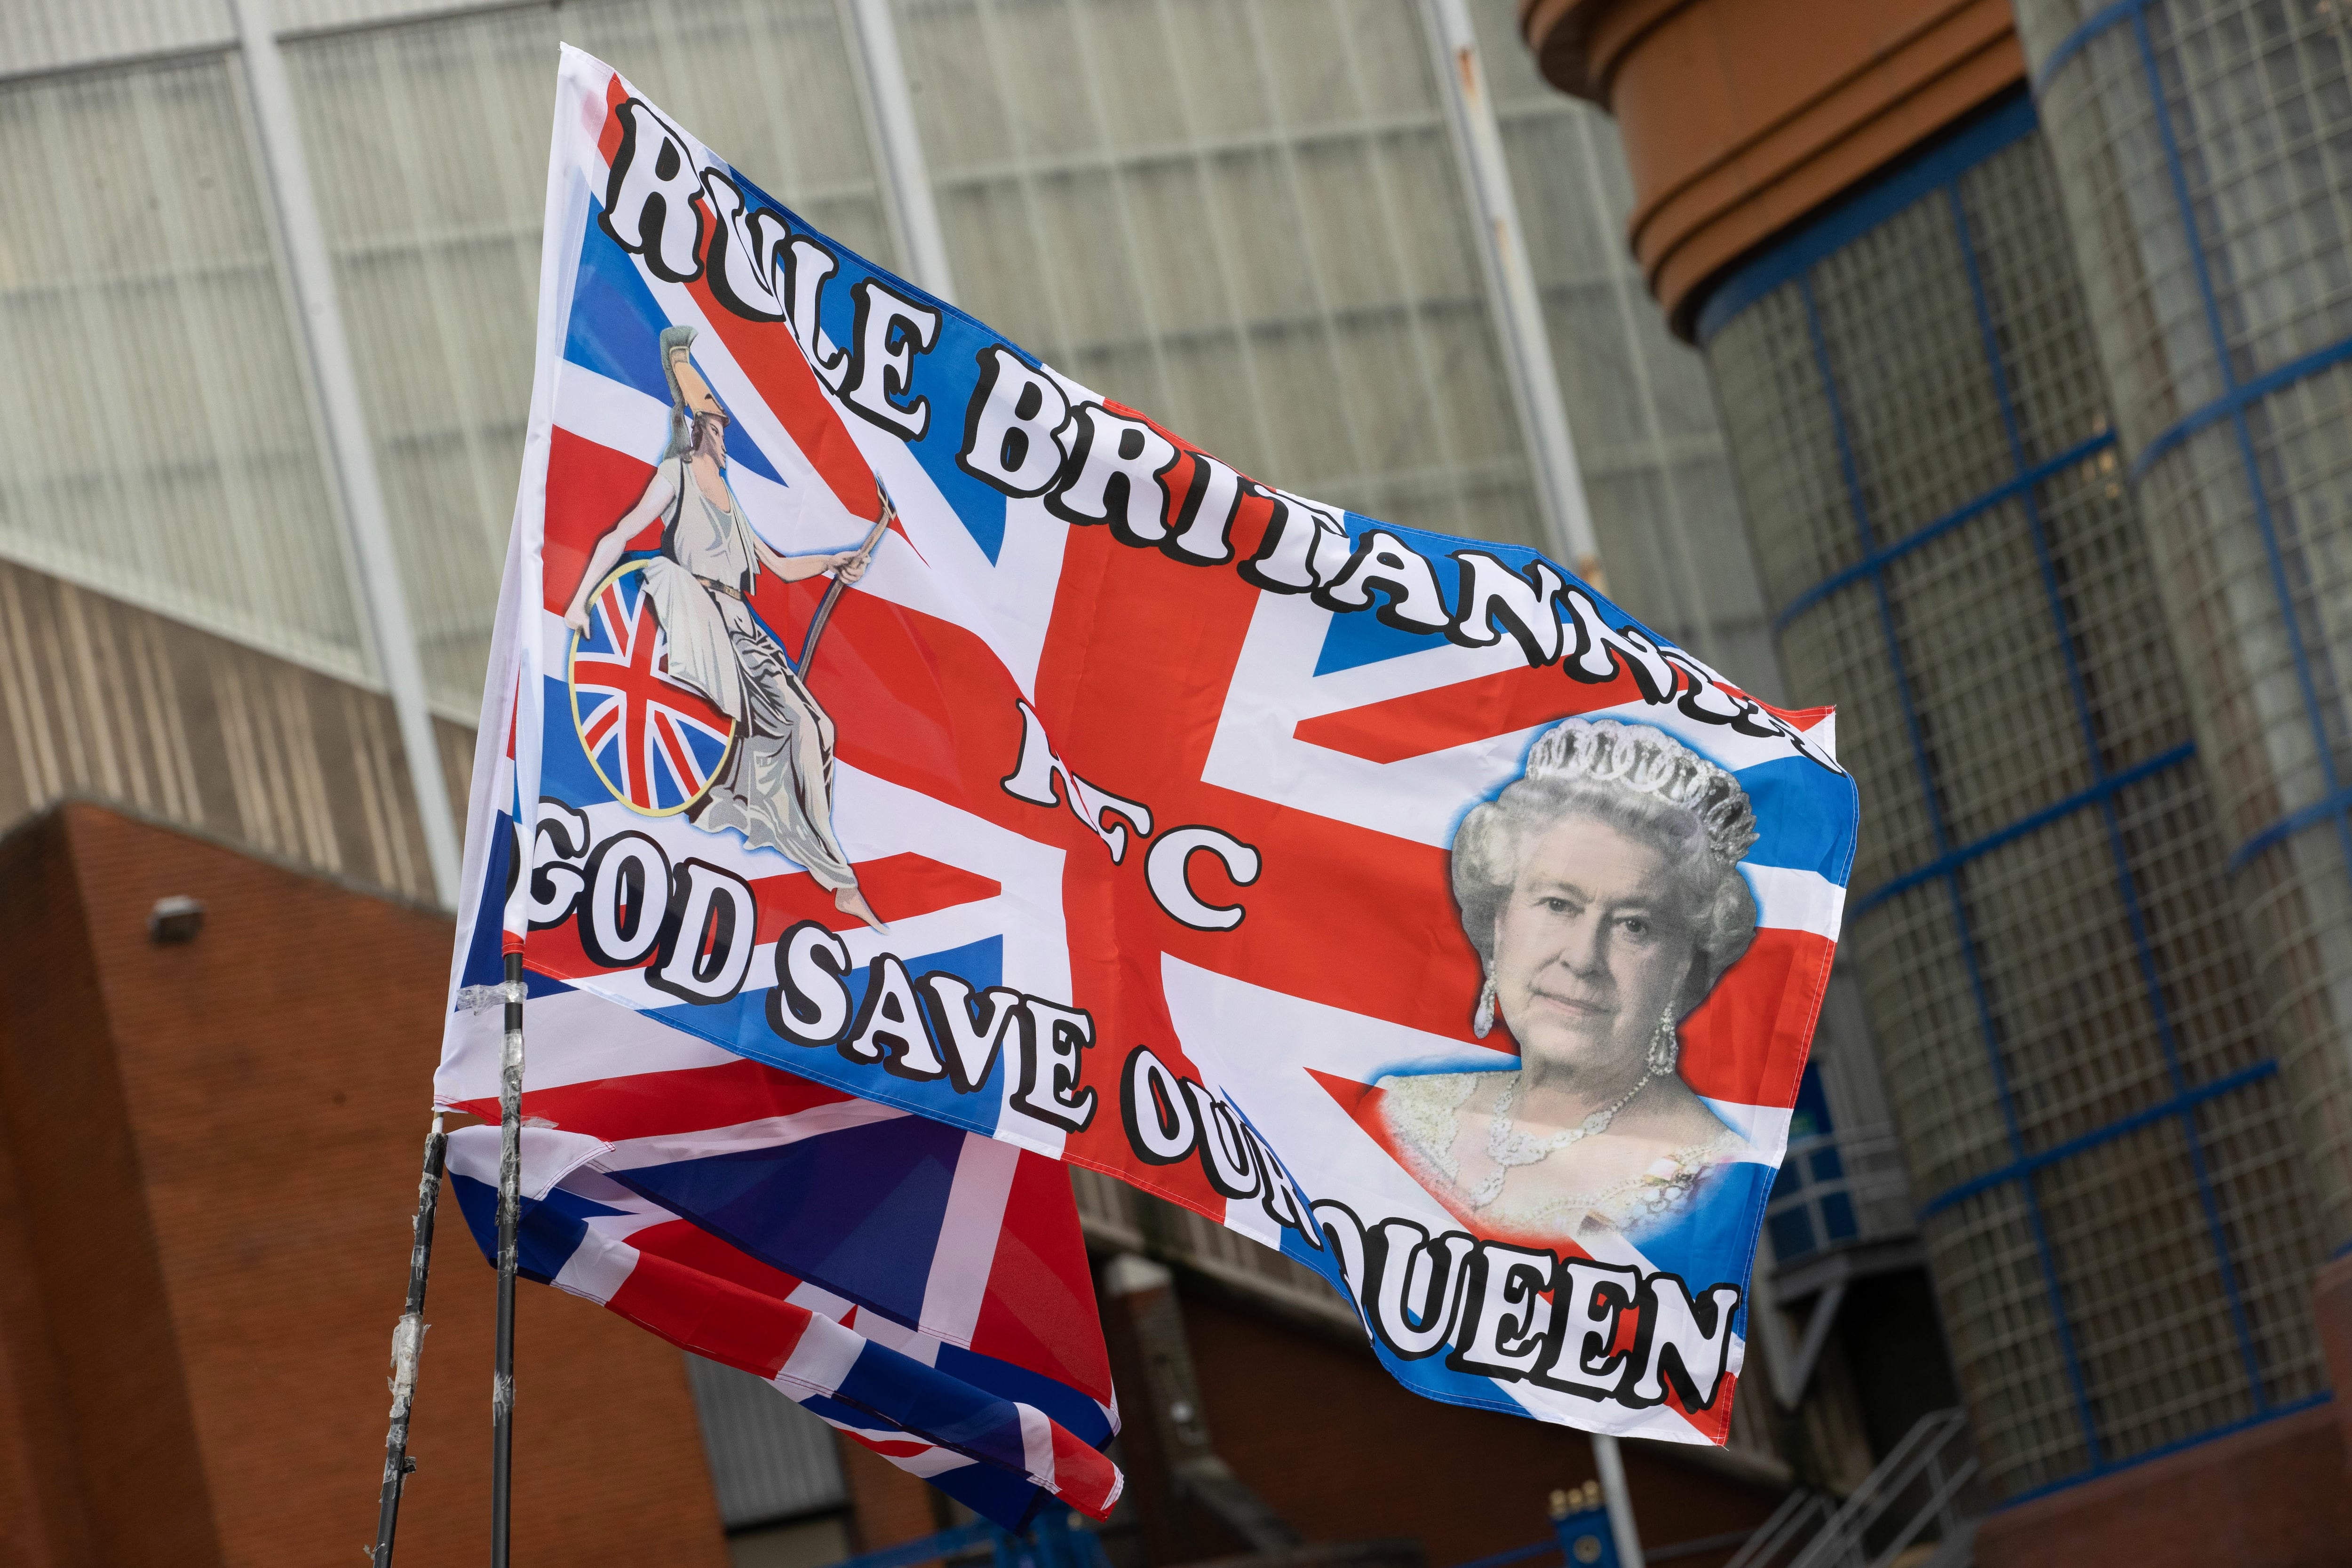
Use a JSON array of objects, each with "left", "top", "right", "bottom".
[
  {"left": 438, "top": 1106, "right": 1118, "bottom": 1525},
  {"left": 438, "top": 42, "right": 1858, "bottom": 1475}
]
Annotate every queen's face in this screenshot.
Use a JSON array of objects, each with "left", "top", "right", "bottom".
[{"left": 1490, "top": 814, "right": 1699, "bottom": 1076}]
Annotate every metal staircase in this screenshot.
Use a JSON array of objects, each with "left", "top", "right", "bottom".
[{"left": 1724, "top": 1408, "right": 1981, "bottom": 1568}]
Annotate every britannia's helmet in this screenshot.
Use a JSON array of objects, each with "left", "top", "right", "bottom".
[{"left": 659, "top": 324, "right": 698, "bottom": 460}]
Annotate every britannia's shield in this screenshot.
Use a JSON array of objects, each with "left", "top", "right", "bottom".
[{"left": 567, "top": 561, "right": 738, "bottom": 815}]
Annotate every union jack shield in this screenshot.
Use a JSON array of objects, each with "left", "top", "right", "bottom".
[{"left": 569, "top": 561, "right": 737, "bottom": 816}]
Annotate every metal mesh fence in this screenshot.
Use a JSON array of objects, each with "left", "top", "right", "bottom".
[
  {"left": 1702, "top": 111, "right": 2325, "bottom": 1496},
  {"left": 2025, "top": 0, "right": 2352, "bottom": 1249}
]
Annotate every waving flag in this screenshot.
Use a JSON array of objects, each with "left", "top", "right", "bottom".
[
  {"left": 437, "top": 42, "right": 1858, "bottom": 1491},
  {"left": 439, "top": 1102, "right": 1117, "bottom": 1525}
]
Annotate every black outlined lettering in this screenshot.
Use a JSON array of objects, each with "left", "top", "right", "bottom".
[
  {"left": 599, "top": 99, "right": 706, "bottom": 282},
  {"left": 1627, "top": 1273, "right": 1743, "bottom": 1411},
  {"left": 1012, "top": 998, "right": 1097, "bottom": 1130},
  {"left": 1315, "top": 530, "right": 1453, "bottom": 632},
  {"left": 646, "top": 858, "right": 758, "bottom": 1004},
  {"left": 577, "top": 831, "right": 672, "bottom": 968},
  {"left": 958, "top": 346, "right": 1073, "bottom": 496},
  {"left": 1448, "top": 550, "right": 1566, "bottom": 666},
  {"left": 1121, "top": 1046, "right": 1198, "bottom": 1164},
  {"left": 1044, "top": 403, "right": 1180, "bottom": 546},
  {"left": 918, "top": 972, "right": 1026, "bottom": 1094},
  {"left": 699, "top": 168, "right": 792, "bottom": 322},
  {"left": 1531, "top": 1258, "right": 1642, "bottom": 1400},
  {"left": 842, "top": 953, "right": 946, "bottom": 1078},
  {"left": 524, "top": 798, "right": 591, "bottom": 929},
  {"left": 1183, "top": 1080, "right": 1262, "bottom": 1199},
  {"left": 769, "top": 920, "right": 853, "bottom": 1045},
  {"left": 842, "top": 277, "right": 941, "bottom": 438}
]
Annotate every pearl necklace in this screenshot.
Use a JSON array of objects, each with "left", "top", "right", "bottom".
[{"left": 1466, "top": 1071, "right": 1652, "bottom": 1210}]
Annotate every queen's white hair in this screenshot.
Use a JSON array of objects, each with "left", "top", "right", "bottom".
[{"left": 1452, "top": 718, "right": 1759, "bottom": 1014}]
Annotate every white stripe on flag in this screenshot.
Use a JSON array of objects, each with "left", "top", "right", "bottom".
[
  {"left": 848, "top": 1306, "right": 944, "bottom": 1367},
  {"left": 778, "top": 1313, "right": 866, "bottom": 1396},
  {"left": 919, "top": 1132, "right": 1018, "bottom": 1348},
  {"left": 1017, "top": 1401, "right": 1056, "bottom": 1488},
  {"left": 594, "top": 1097, "right": 906, "bottom": 1170},
  {"left": 554, "top": 362, "right": 666, "bottom": 464},
  {"left": 551, "top": 1225, "right": 642, "bottom": 1306},
  {"left": 1741, "top": 863, "right": 1846, "bottom": 940},
  {"left": 816, "top": 1419, "right": 977, "bottom": 1476}
]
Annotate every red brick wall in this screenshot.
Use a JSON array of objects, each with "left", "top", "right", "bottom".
[
  {"left": 0, "top": 1095, "right": 99, "bottom": 1568},
  {"left": 1177, "top": 1289, "right": 1779, "bottom": 1568},
  {"left": 0, "top": 805, "right": 730, "bottom": 1568},
  {"left": 1975, "top": 1402, "right": 2351, "bottom": 1568}
]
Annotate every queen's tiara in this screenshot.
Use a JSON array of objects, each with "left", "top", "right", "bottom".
[{"left": 1521, "top": 718, "right": 1759, "bottom": 866}]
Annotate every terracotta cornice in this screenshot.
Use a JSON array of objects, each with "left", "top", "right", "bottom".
[{"left": 1518, "top": 0, "right": 2026, "bottom": 337}]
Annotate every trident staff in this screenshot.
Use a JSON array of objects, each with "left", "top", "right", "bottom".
[{"left": 801, "top": 480, "right": 897, "bottom": 676}]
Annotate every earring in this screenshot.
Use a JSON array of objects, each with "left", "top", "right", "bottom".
[
  {"left": 1472, "top": 974, "right": 1497, "bottom": 1039},
  {"left": 1645, "top": 1005, "right": 1678, "bottom": 1076}
]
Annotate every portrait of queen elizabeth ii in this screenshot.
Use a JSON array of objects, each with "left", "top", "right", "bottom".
[{"left": 1378, "top": 718, "right": 1761, "bottom": 1243}]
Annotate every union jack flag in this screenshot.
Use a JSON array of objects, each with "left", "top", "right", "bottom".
[
  {"left": 437, "top": 48, "right": 1855, "bottom": 1525},
  {"left": 570, "top": 565, "right": 736, "bottom": 815}
]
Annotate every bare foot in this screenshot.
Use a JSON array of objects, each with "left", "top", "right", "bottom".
[{"left": 835, "top": 884, "right": 887, "bottom": 932}]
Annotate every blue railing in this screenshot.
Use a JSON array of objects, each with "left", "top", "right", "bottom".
[
  {"left": 826, "top": 1509, "right": 1113, "bottom": 1568},
  {"left": 1447, "top": 1490, "right": 1622, "bottom": 1568}
]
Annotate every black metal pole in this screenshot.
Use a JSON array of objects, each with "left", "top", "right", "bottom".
[
  {"left": 372, "top": 1110, "right": 448, "bottom": 1568},
  {"left": 491, "top": 953, "right": 524, "bottom": 1566}
]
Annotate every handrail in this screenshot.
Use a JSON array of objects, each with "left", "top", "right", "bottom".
[
  {"left": 1716, "top": 1408, "right": 1983, "bottom": 1568},
  {"left": 1786, "top": 1409, "right": 1979, "bottom": 1568},
  {"left": 1722, "top": 1489, "right": 1831, "bottom": 1568}
]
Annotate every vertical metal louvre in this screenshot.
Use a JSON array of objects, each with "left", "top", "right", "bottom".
[
  {"left": 0, "top": 53, "right": 367, "bottom": 685},
  {"left": 890, "top": 0, "right": 1542, "bottom": 544},
  {"left": 1461, "top": 0, "right": 1775, "bottom": 691},
  {"left": 2020, "top": 0, "right": 2352, "bottom": 1257},
  {"left": 1701, "top": 103, "right": 2327, "bottom": 1500},
  {"left": 280, "top": 0, "right": 898, "bottom": 712},
  {"left": 681, "top": 1354, "right": 850, "bottom": 1529}
]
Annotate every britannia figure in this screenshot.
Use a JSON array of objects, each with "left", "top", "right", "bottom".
[
  {"left": 562, "top": 325, "right": 885, "bottom": 931},
  {"left": 1380, "top": 718, "right": 1758, "bottom": 1241}
]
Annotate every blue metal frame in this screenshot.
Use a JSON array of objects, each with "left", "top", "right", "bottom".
[
  {"left": 1919, "top": 1059, "right": 2278, "bottom": 1218},
  {"left": 2029, "top": 0, "right": 2152, "bottom": 98},
  {"left": 2033, "top": 0, "right": 2352, "bottom": 889},
  {"left": 1695, "top": 95, "right": 2040, "bottom": 346},
  {"left": 1773, "top": 432, "right": 2117, "bottom": 635},
  {"left": 1798, "top": 271, "right": 2105, "bottom": 1461},
  {"left": 1943, "top": 179, "right": 2268, "bottom": 1404},
  {"left": 1851, "top": 744, "right": 2193, "bottom": 918},
  {"left": 1730, "top": 92, "right": 2302, "bottom": 1486},
  {"left": 825, "top": 1512, "right": 1112, "bottom": 1568},
  {"left": 2127, "top": 8, "right": 2352, "bottom": 897}
]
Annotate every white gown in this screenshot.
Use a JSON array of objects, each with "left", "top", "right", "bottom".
[{"left": 635, "top": 456, "right": 858, "bottom": 891}]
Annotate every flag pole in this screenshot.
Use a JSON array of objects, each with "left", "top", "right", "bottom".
[
  {"left": 491, "top": 955, "right": 526, "bottom": 1566},
  {"left": 1591, "top": 1433, "right": 1646, "bottom": 1568},
  {"left": 373, "top": 1109, "right": 449, "bottom": 1568}
]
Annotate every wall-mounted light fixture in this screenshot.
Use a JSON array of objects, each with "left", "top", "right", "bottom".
[{"left": 148, "top": 896, "right": 206, "bottom": 945}]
